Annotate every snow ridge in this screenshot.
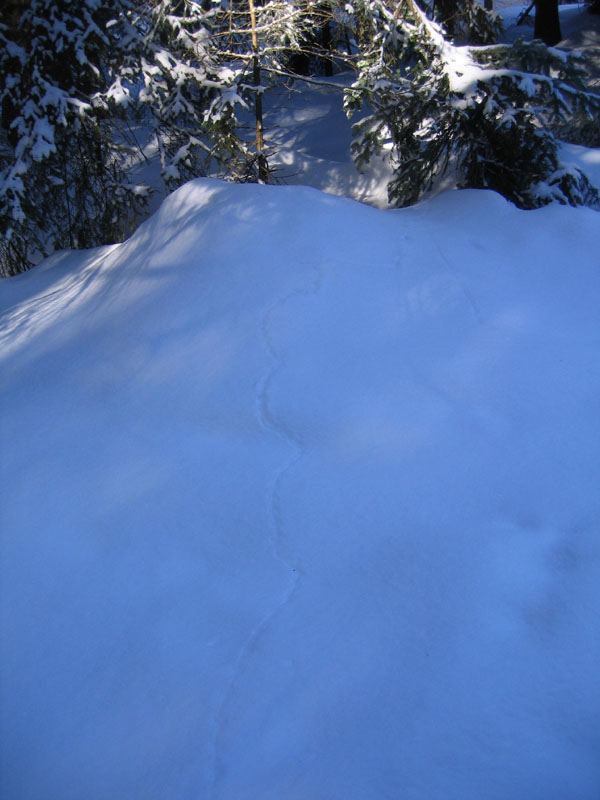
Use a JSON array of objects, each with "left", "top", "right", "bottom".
[{"left": 210, "top": 262, "right": 324, "bottom": 798}]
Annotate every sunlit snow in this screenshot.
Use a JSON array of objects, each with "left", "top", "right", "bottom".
[
  {"left": 2, "top": 5, "right": 600, "bottom": 799},
  {"left": 2, "top": 176, "right": 599, "bottom": 799}
]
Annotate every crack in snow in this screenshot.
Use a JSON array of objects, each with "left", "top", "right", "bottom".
[{"left": 210, "top": 262, "right": 324, "bottom": 798}]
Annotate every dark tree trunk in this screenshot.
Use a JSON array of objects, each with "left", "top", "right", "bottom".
[
  {"left": 434, "top": 0, "right": 459, "bottom": 37},
  {"left": 534, "top": 0, "right": 562, "bottom": 46},
  {"left": 248, "top": 0, "right": 269, "bottom": 182},
  {"left": 319, "top": 3, "right": 333, "bottom": 77}
]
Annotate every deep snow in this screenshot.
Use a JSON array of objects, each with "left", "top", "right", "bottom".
[
  {"left": 2, "top": 179, "right": 600, "bottom": 799},
  {"left": 2, "top": 4, "right": 600, "bottom": 797}
]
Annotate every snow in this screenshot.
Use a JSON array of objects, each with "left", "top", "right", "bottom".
[
  {"left": 2, "top": 175, "right": 600, "bottom": 799},
  {"left": 562, "top": 140, "right": 600, "bottom": 186},
  {"left": 266, "top": 77, "right": 397, "bottom": 209},
  {"left": 2, "top": 6, "right": 600, "bottom": 796}
]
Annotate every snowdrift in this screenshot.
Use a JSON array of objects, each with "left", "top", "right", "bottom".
[{"left": 1, "top": 180, "right": 600, "bottom": 799}]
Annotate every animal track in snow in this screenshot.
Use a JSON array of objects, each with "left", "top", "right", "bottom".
[{"left": 210, "top": 261, "right": 325, "bottom": 798}]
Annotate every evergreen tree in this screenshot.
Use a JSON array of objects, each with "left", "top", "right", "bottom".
[
  {"left": 0, "top": 0, "right": 147, "bottom": 275},
  {"left": 208, "top": 0, "right": 310, "bottom": 180},
  {"left": 2, "top": 0, "right": 599, "bottom": 277},
  {"left": 345, "top": 0, "right": 600, "bottom": 209},
  {"left": 431, "top": 0, "right": 502, "bottom": 43},
  {"left": 0, "top": 0, "right": 249, "bottom": 275},
  {"left": 115, "top": 0, "right": 248, "bottom": 190}
]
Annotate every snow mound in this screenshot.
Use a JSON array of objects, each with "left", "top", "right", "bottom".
[{"left": 1, "top": 180, "right": 600, "bottom": 799}]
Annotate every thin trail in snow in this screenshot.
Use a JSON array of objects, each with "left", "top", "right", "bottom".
[{"left": 209, "top": 261, "right": 325, "bottom": 799}]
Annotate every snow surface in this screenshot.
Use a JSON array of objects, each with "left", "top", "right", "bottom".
[
  {"left": 2, "top": 177, "right": 600, "bottom": 799},
  {"left": 2, "top": 4, "right": 600, "bottom": 796}
]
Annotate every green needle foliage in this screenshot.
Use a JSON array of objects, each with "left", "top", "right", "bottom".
[{"left": 345, "top": 0, "right": 600, "bottom": 209}]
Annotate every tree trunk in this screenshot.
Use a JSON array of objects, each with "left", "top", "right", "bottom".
[
  {"left": 534, "top": 0, "right": 562, "bottom": 46},
  {"left": 319, "top": 3, "right": 333, "bottom": 77},
  {"left": 248, "top": 0, "right": 269, "bottom": 182}
]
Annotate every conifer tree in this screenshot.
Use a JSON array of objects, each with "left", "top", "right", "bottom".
[
  {"left": 0, "top": 0, "right": 249, "bottom": 274},
  {"left": 2, "top": 0, "right": 599, "bottom": 277},
  {"left": 114, "top": 0, "right": 248, "bottom": 190},
  {"left": 208, "top": 0, "right": 310, "bottom": 180},
  {"left": 0, "top": 0, "right": 146, "bottom": 275},
  {"left": 431, "top": 0, "right": 502, "bottom": 43},
  {"left": 345, "top": 0, "right": 600, "bottom": 209}
]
